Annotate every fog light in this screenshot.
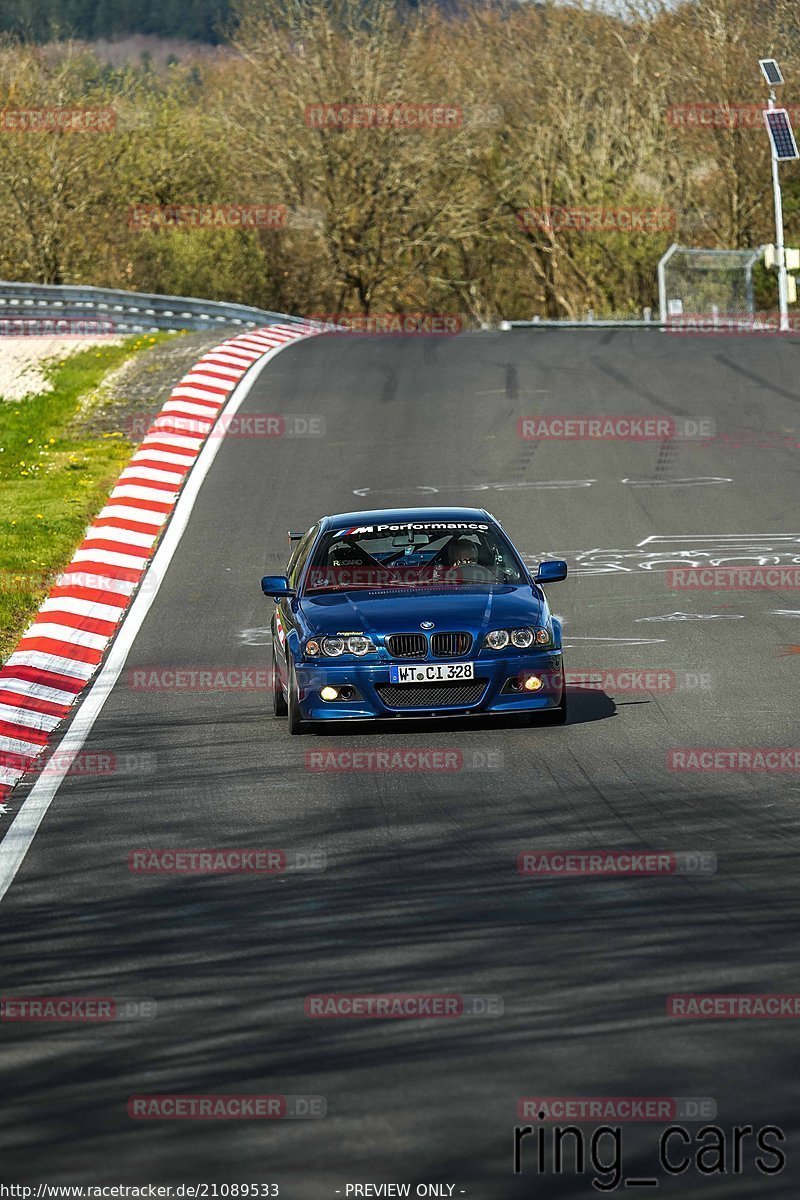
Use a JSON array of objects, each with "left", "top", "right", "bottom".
[
  {"left": 524, "top": 675, "right": 544, "bottom": 691},
  {"left": 320, "top": 686, "right": 339, "bottom": 701},
  {"left": 508, "top": 679, "right": 523, "bottom": 693}
]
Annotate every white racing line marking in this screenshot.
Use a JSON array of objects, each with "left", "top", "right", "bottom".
[
  {"left": 622, "top": 477, "right": 732, "bottom": 488},
  {"left": 522, "top": 534, "right": 800, "bottom": 577},
  {"left": 0, "top": 340, "right": 299, "bottom": 905},
  {"left": 635, "top": 612, "right": 745, "bottom": 622},
  {"left": 353, "top": 481, "right": 596, "bottom": 496},
  {"left": 238, "top": 628, "right": 274, "bottom": 646},
  {"left": 563, "top": 636, "right": 667, "bottom": 645},
  {"left": 353, "top": 478, "right": 733, "bottom": 497}
]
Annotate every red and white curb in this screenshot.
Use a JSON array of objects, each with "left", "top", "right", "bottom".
[{"left": 0, "top": 322, "right": 318, "bottom": 802}]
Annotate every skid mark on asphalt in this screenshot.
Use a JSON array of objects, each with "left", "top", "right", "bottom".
[
  {"left": 654, "top": 438, "right": 678, "bottom": 477},
  {"left": 712, "top": 351, "right": 800, "bottom": 403},
  {"left": 635, "top": 612, "right": 745, "bottom": 622},
  {"left": 505, "top": 364, "right": 518, "bottom": 400}
]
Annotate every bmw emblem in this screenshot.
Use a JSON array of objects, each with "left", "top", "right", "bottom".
[{"left": 420, "top": 621, "right": 435, "bottom": 630}]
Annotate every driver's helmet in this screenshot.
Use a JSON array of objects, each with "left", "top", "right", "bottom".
[{"left": 448, "top": 537, "right": 479, "bottom": 567}]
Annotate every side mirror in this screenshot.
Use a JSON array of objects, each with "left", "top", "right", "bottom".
[
  {"left": 261, "top": 575, "right": 295, "bottom": 598},
  {"left": 534, "top": 559, "right": 568, "bottom": 584}
]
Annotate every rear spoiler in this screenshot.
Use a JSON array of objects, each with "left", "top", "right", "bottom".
[{"left": 287, "top": 530, "right": 304, "bottom": 545}]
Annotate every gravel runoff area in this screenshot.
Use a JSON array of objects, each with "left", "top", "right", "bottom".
[
  {"left": 68, "top": 329, "right": 236, "bottom": 438},
  {"left": 0, "top": 329, "right": 237, "bottom": 428},
  {"left": 0, "top": 336, "right": 126, "bottom": 402}
]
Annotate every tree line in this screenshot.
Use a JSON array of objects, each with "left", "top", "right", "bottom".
[
  {"left": 1, "top": 0, "right": 234, "bottom": 43},
  {"left": 0, "top": 0, "right": 796, "bottom": 322}
]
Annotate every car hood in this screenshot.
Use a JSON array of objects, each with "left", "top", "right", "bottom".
[{"left": 299, "top": 585, "right": 545, "bottom": 639}]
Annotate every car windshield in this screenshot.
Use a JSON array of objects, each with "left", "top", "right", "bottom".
[{"left": 303, "top": 522, "right": 526, "bottom": 591}]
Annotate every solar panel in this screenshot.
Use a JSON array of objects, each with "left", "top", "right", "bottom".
[
  {"left": 760, "top": 59, "right": 784, "bottom": 87},
  {"left": 764, "top": 109, "right": 800, "bottom": 161}
]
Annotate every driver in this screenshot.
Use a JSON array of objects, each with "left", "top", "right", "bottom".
[{"left": 448, "top": 537, "right": 480, "bottom": 568}]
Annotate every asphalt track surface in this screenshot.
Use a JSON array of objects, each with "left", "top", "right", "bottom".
[{"left": 1, "top": 328, "right": 800, "bottom": 1198}]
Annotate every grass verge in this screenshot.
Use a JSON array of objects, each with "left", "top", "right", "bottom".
[{"left": 0, "top": 335, "right": 170, "bottom": 661}]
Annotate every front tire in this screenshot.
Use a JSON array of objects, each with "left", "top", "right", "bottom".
[
  {"left": 272, "top": 643, "right": 288, "bottom": 717},
  {"left": 287, "top": 659, "right": 306, "bottom": 735}
]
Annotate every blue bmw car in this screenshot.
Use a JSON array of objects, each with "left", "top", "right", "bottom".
[{"left": 261, "top": 507, "right": 568, "bottom": 733}]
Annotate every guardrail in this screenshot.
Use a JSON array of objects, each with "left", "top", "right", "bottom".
[
  {"left": 3, "top": 284, "right": 778, "bottom": 335},
  {"left": 0, "top": 282, "right": 310, "bottom": 334},
  {"left": 500, "top": 318, "right": 662, "bottom": 329},
  {"left": 501, "top": 314, "right": 799, "bottom": 332}
]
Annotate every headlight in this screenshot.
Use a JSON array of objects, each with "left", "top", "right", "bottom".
[
  {"left": 321, "top": 637, "right": 345, "bottom": 657},
  {"left": 347, "top": 636, "right": 375, "bottom": 656},
  {"left": 485, "top": 627, "right": 548, "bottom": 650},
  {"left": 305, "top": 639, "right": 321, "bottom": 656},
  {"left": 485, "top": 629, "right": 510, "bottom": 650}
]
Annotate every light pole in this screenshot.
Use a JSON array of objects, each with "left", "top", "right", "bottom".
[
  {"left": 770, "top": 108, "right": 789, "bottom": 331},
  {"left": 760, "top": 59, "right": 798, "bottom": 332}
]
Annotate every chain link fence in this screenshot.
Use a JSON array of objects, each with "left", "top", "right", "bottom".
[{"left": 658, "top": 244, "right": 765, "bottom": 327}]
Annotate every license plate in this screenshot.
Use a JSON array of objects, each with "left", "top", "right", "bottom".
[{"left": 389, "top": 662, "right": 475, "bottom": 684}]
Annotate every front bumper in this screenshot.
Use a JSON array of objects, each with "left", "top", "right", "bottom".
[{"left": 293, "top": 651, "right": 564, "bottom": 720}]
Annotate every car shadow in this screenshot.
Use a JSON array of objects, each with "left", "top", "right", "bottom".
[{"left": 308, "top": 687, "right": 616, "bottom": 736}]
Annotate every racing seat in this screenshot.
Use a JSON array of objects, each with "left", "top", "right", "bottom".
[{"left": 326, "top": 539, "right": 375, "bottom": 568}]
